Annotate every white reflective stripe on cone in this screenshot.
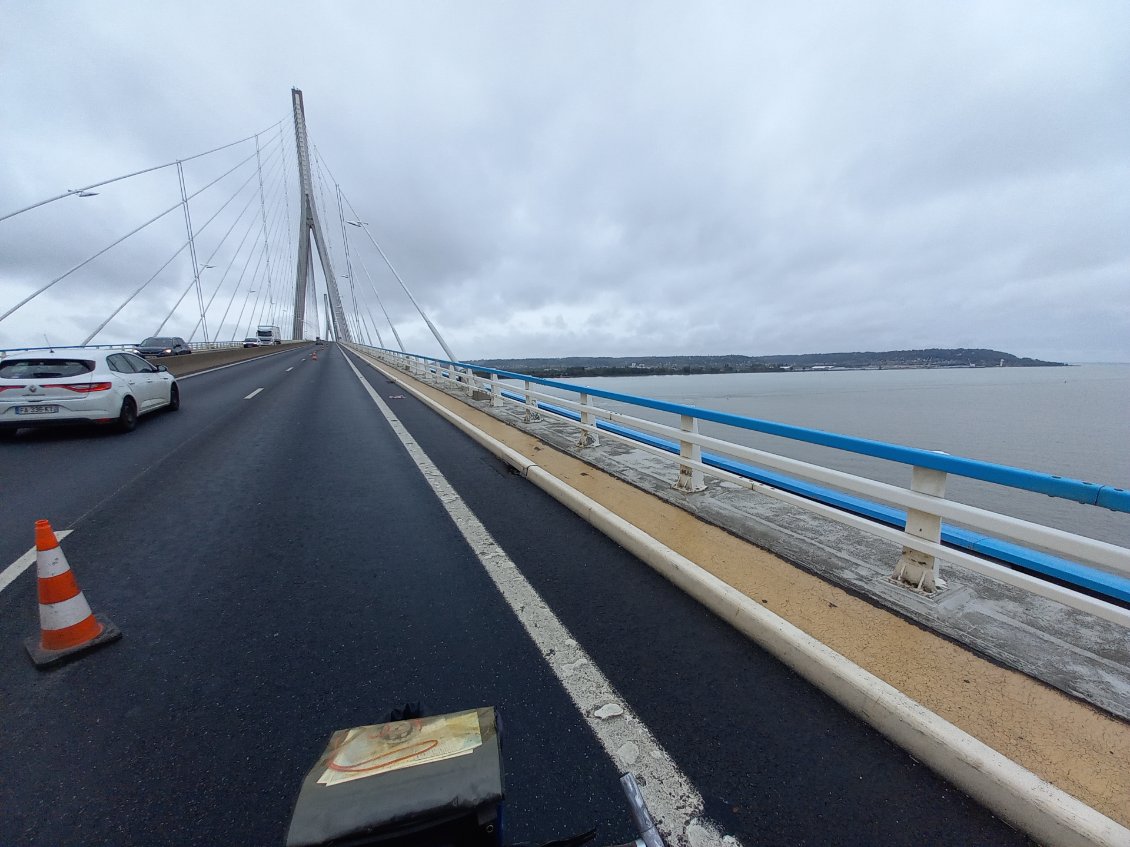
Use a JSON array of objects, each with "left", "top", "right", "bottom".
[
  {"left": 39, "top": 593, "right": 95, "bottom": 630},
  {"left": 36, "top": 547, "right": 70, "bottom": 579}
]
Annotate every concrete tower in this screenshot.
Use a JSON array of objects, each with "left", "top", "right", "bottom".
[{"left": 291, "top": 88, "right": 351, "bottom": 341}]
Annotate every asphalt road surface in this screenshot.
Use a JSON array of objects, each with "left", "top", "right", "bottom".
[{"left": 0, "top": 343, "right": 1033, "bottom": 846}]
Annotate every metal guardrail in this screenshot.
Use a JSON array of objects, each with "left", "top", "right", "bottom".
[
  {"left": 1, "top": 340, "right": 266, "bottom": 358},
  {"left": 1, "top": 343, "right": 142, "bottom": 358},
  {"left": 187, "top": 341, "right": 249, "bottom": 350},
  {"left": 353, "top": 345, "right": 1130, "bottom": 628}
]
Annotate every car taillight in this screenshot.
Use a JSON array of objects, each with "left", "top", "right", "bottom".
[
  {"left": 0, "top": 385, "right": 26, "bottom": 392},
  {"left": 43, "top": 382, "right": 113, "bottom": 393}
]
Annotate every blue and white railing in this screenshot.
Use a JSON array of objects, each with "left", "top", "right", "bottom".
[{"left": 355, "top": 345, "right": 1130, "bottom": 627}]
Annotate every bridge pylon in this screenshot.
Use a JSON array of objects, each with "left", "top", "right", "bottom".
[{"left": 291, "top": 88, "right": 351, "bottom": 342}]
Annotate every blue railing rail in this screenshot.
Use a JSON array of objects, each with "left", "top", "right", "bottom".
[{"left": 381, "top": 348, "right": 1130, "bottom": 515}]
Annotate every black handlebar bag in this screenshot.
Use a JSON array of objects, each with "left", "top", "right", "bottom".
[{"left": 286, "top": 707, "right": 504, "bottom": 847}]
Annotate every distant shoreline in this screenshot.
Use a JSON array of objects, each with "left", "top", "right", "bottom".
[
  {"left": 472, "top": 348, "right": 1069, "bottom": 379},
  {"left": 509, "top": 363, "right": 1069, "bottom": 379}
]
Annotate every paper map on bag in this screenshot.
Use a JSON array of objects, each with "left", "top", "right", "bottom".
[{"left": 317, "top": 709, "right": 483, "bottom": 787}]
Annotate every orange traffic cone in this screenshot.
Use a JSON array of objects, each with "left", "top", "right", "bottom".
[
  {"left": 312, "top": 351, "right": 318, "bottom": 361},
  {"left": 25, "top": 520, "right": 121, "bottom": 667}
]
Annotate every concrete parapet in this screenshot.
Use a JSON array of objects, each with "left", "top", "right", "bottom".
[{"left": 158, "top": 341, "right": 309, "bottom": 376}]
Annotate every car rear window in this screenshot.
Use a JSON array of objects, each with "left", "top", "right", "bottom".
[{"left": 0, "top": 359, "right": 96, "bottom": 379}]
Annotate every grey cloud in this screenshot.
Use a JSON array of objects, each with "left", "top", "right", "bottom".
[{"left": 2, "top": 1, "right": 1128, "bottom": 361}]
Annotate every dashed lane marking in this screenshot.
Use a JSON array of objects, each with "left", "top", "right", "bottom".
[
  {"left": 244, "top": 388, "right": 264, "bottom": 399},
  {"left": 343, "top": 354, "right": 737, "bottom": 847},
  {"left": 0, "top": 531, "right": 73, "bottom": 595},
  {"left": 286, "top": 367, "right": 294, "bottom": 372}
]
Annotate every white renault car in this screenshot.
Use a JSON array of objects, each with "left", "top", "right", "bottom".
[{"left": 0, "top": 349, "right": 179, "bottom": 437}]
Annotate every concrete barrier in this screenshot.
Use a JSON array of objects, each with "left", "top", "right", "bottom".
[{"left": 157, "top": 341, "right": 310, "bottom": 376}]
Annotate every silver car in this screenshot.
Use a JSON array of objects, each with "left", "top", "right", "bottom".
[{"left": 0, "top": 350, "right": 179, "bottom": 437}]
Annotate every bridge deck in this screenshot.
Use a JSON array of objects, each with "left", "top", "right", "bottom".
[{"left": 0, "top": 344, "right": 1113, "bottom": 845}]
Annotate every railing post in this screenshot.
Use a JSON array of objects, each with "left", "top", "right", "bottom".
[
  {"left": 465, "top": 367, "right": 481, "bottom": 398},
  {"left": 893, "top": 464, "right": 948, "bottom": 593},
  {"left": 523, "top": 380, "right": 541, "bottom": 423},
  {"left": 673, "top": 415, "right": 706, "bottom": 493},
  {"left": 490, "top": 373, "right": 503, "bottom": 407},
  {"left": 576, "top": 393, "right": 599, "bottom": 448}
]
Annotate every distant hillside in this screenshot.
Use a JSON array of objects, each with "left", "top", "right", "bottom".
[{"left": 471, "top": 348, "right": 1066, "bottom": 378}]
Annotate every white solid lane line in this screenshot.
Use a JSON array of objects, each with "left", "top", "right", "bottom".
[
  {"left": 244, "top": 388, "right": 264, "bottom": 399},
  {"left": 0, "top": 531, "right": 73, "bottom": 595},
  {"left": 343, "top": 355, "right": 736, "bottom": 847}
]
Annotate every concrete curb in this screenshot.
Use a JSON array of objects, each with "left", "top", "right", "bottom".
[{"left": 347, "top": 347, "right": 1130, "bottom": 847}]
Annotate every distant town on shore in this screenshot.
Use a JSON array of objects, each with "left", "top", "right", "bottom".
[{"left": 473, "top": 348, "right": 1067, "bottom": 378}]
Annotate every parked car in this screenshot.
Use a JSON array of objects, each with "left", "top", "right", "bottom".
[
  {"left": 136, "top": 336, "right": 192, "bottom": 357},
  {"left": 0, "top": 350, "right": 179, "bottom": 436},
  {"left": 243, "top": 337, "right": 263, "bottom": 348}
]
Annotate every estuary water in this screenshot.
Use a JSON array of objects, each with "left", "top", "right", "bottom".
[{"left": 547, "top": 364, "right": 1130, "bottom": 547}]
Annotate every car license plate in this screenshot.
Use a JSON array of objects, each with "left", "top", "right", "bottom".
[{"left": 15, "top": 405, "right": 59, "bottom": 415}]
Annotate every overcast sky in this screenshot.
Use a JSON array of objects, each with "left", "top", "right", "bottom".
[{"left": 2, "top": 1, "right": 1128, "bottom": 362}]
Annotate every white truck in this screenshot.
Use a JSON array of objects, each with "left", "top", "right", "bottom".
[{"left": 256, "top": 325, "right": 282, "bottom": 345}]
